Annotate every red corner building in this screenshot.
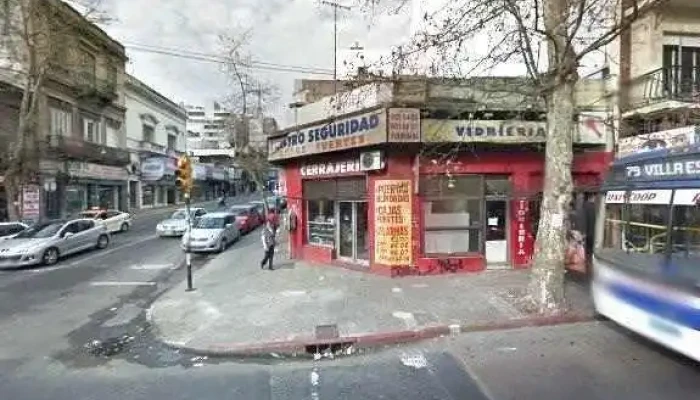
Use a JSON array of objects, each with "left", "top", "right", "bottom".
[{"left": 270, "top": 80, "right": 612, "bottom": 276}]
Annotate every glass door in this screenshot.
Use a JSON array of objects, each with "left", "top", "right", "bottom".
[
  {"left": 338, "top": 202, "right": 354, "bottom": 259},
  {"left": 336, "top": 201, "right": 369, "bottom": 265},
  {"left": 485, "top": 199, "right": 508, "bottom": 264}
]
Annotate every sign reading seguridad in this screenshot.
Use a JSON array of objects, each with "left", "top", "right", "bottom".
[{"left": 268, "top": 110, "right": 387, "bottom": 161}]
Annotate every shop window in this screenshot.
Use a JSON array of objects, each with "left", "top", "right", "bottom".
[
  {"left": 142, "top": 185, "right": 155, "bottom": 206},
  {"left": 65, "top": 186, "right": 86, "bottom": 215},
  {"left": 307, "top": 199, "right": 335, "bottom": 247},
  {"left": 420, "top": 175, "right": 484, "bottom": 255}
]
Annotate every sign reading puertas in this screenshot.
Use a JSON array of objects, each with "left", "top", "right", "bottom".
[
  {"left": 268, "top": 110, "right": 387, "bottom": 161},
  {"left": 374, "top": 180, "right": 413, "bottom": 266}
]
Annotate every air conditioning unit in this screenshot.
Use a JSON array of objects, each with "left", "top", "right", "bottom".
[{"left": 360, "top": 150, "right": 384, "bottom": 171}]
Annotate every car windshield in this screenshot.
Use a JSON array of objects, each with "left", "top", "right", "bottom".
[
  {"left": 194, "top": 217, "right": 225, "bottom": 229},
  {"left": 14, "top": 222, "right": 63, "bottom": 239},
  {"left": 230, "top": 207, "right": 248, "bottom": 216}
]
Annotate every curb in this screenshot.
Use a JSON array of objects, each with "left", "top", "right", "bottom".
[{"left": 152, "top": 312, "right": 595, "bottom": 358}]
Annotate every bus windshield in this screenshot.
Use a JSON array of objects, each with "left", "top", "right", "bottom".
[{"left": 599, "top": 188, "right": 700, "bottom": 281}]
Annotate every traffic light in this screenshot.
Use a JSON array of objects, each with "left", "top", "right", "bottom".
[{"left": 175, "top": 155, "right": 193, "bottom": 195}]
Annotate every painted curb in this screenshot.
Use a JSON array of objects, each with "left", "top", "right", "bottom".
[{"left": 152, "top": 312, "right": 595, "bottom": 358}]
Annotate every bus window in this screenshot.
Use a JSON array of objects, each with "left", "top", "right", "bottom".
[
  {"left": 602, "top": 193, "right": 625, "bottom": 251},
  {"left": 627, "top": 202, "right": 669, "bottom": 254},
  {"left": 670, "top": 204, "right": 700, "bottom": 258}
]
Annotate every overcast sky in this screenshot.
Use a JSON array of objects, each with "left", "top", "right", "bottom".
[
  {"left": 98, "top": 0, "right": 418, "bottom": 125},
  {"left": 96, "top": 0, "right": 605, "bottom": 126}
]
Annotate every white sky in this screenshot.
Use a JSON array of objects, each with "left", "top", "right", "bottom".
[{"left": 97, "top": 0, "right": 607, "bottom": 125}]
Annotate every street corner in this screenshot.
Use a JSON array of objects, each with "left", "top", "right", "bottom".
[{"left": 146, "top": 291, "right": 224, "bottom": 350}]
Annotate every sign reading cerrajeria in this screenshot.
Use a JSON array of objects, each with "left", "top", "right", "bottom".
[
  {"left": 268, "top": 110, "right": 387, "bottom": 161},
  {"left": 423, "top": 119, "right": 546, "bottom": 143}
]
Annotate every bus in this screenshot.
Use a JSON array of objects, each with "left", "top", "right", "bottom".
[{"left": 593, "top": 144, "right": 700, "bottom": 362}]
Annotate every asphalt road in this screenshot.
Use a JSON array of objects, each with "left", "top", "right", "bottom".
[{"left": 0, "top": 196, "right": 699, "bottom": 399}]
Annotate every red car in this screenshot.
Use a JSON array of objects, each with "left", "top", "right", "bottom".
[{"left": 228, "top": 205, "right": 262, "bottom": 234}]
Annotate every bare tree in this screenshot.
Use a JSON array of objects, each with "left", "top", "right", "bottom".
[
  {"left": 219, "top": 29, "right": 280, "bottom": 212},
  {"left": 0, "top": 0, "right": 108, "bottom": 221},
  {"left": 361, "top": 0, "right": 664, "bottom": 313}
]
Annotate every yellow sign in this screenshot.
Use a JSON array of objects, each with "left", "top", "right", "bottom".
[{"left": 374, "top": 180, "right": 412, "bottom": 266}]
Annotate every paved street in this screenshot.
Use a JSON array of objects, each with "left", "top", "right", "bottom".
[{"left": 0, "top": 197, "right": 698, "bottom": 399}]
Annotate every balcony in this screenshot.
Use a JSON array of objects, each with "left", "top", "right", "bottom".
[
  {"left": 624, "top": 66, "right": 700, "bottom": 114},
  {"left": 74, "top": 71, "right": 118, "bottom": 104},
  {"left": 45, "top": 135, "right": 130, "bottom": 166},
  {"left": 138, "top": 140, "right": 167, "bottom": 155}
]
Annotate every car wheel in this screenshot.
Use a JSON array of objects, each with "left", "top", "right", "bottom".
[
  {"left": 42, "top": 247, "right": 60, "bottom": 266},
  {"left": 120, "top": 222, "right": 129, "bottom": 232},
  {"left": 96, "top": 234, "right": 110, "bottom": 249}
]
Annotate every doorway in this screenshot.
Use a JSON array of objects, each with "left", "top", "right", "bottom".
[
  {"left": 485, "top": 199, "right": 508, "bottom": 264},
  {"left": 337, "top": 201, "right": 369, "bottom": 265}
]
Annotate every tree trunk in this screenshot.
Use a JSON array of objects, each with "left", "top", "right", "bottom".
[
  {"left": 5, "top": 176, "right": 20, "bottom": 221},
  {"left": 527, "top": 79, "right": 576, "bottom": 314}
]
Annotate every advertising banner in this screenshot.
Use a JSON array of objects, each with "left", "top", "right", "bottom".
[{"left": 374, "top": 180, "right": 412, "bottom": 266}]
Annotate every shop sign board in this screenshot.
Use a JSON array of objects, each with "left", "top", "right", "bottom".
[
  {"left": 387, "top": 108, "right": 421, "bottom": 142},
  {"left": 268, "top": 109, "right": 387, "bottom": 161},
  {"left": 68, "top": 161, "right": 128, "bottom": 181},
  {"left": 423, "top": 117, "right": 608, "bottom": 144},
  {"left": 21, "top": 185, "right": 41, "bottom": 219},
  {"left": 617, "top": 125, "right": 700, "bottom": 159},
  {"left": 141, "top": 157, "right": 165, "bottom": 181},
  {"left": 374, "top": 180, "right": 412, "bottom": 266},
  {"left": 300, "top": 159, "right": 361, "bottom": 178}
]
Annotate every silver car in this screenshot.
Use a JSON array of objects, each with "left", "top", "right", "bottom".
[
  {"left": 0, "top": 219, "right": 110, "bottom": 268},
  {"left": 181, "top": 212, "right": 240, "bottom": 253},
  {"left": 156, "top": 207, "right": 207, "bottom": 237},
  {"left": 0, "top": 222, "right": 28, "bottom": 242}
]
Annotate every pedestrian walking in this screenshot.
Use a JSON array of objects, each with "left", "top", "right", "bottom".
[{"left": 260, "top": 220, "right": 276, "bottom": 270}]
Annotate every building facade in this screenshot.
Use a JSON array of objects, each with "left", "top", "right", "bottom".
[
  {"left": 0, "top": 0, "right": 130, "bottom": 221},
  {"left": 270, "top": 79, "right": 613, "bottom": 276},
  {"left": 124, "top": 74, "right": 187, "bottom": 209},
  {"left": 607, "top": 0, "right": 700, "bottom": 158}
]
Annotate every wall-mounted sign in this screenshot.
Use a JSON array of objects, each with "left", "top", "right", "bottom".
[
  {"left": 617, "top": 125, "right": 700, "bottom": 159},
  {"left": 628, "top": 189, "right": 672, "bottom": 205},
  {"left": 374, "top": 180, "right": 412, "bottom": 266},
  {"left": 268, "top": 110, "right": 387, "bottom": 161},
  {"left": 423, "top": 119, "right": 547, "bottom": 143},
  {"left": 141, "top": 158, "right": 165, "bottom": 181},
  {"left": 68, "top": 161, "right": 128, "bottom": 181},
  {"left": 510, "top": 199, "right": 533, "bottom": 267},
  {"left": 387, "top": 108, "right": 420, "bottom": 142},
  {"left": 423, "top": 118, "right": 608, "bottom": 144},
  {"left": 21, "top": 185, "right": 41, "bottom": 219},
  {"left": 625, "top": 158, "right": 700, "bottom": 180},
  {"left": 300, "top": 159, "right": 362, "bottom": 178}
]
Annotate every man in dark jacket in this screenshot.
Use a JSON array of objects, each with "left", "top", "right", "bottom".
[{"left": 260, "top": 220, "right": 276, "bottom": 270}]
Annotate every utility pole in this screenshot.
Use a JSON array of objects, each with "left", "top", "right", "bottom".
[{"left": 321, "top": 0, "right": 350, "bottom": 101}]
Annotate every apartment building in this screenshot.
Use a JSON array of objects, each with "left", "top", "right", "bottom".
[
  {"left": 0, "top": 0, "right": 129, "bottom": 220},
  {"left": 609, "top": 0, "right": 700, "bottom": 156},
  {"left": 124, "top": 75, "right": 187, "bottom": 209}
]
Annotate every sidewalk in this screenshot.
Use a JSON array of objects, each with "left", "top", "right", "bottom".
[{"left": 148, "top": 234, "right": 594, "bottom": 357}]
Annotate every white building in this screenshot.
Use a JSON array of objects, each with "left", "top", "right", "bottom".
[
  {"left": 184, "top": 102, "right": 235, "bottom": 159},
  {"left": 124, "top": 75, "right": 187, "bottom": 209}
]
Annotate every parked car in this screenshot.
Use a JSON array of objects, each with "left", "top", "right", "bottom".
[
  {"left": 0, "top": 218, "right": 109, "bottom": 268},
  {"left": 0, "top": 222, "right": 28, "bottom": 242},
  {"left": 181, "top": 212, "right": 240, "bottom": 253},
  {"left": 228, "top": 204, "right": 262, "bottom": 234},
  {"left": 249, "top": 200, "right": 265, "bottom": 215},
  {"left": 80, "top": 208, "right": 132, "bottom": 233},
  {"left": 156, "top": 208, "right": 207, "bottom": 237}
]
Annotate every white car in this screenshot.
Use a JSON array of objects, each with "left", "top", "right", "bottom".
[
  {"left": 80, "top": 209, "right": 132, "bottom": 233},
  {"left": 157, "top": 208, "right": 207, "bottom": 237},
  {"left": 181, "top": 212, "right": 240, "bottom": 253},
  {"left": 0, "top": 222, "right": 28, "bottom": 242}
]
